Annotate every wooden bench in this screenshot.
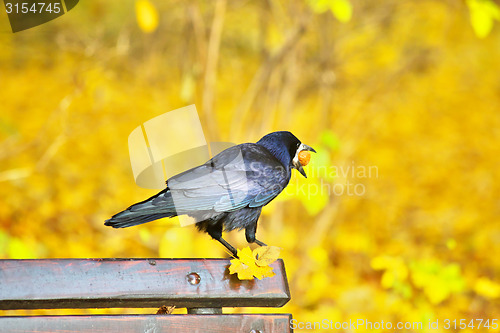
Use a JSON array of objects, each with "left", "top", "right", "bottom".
[{"left": 0, "top": 258, "right": 293, "bottom": 332}]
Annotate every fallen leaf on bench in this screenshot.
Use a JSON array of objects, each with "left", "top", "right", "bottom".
[
  {"left": 254, "top": 246, "right": 281, "bottom": 266},
  {"left": 229, "top": 246, "right": 280, "bottom": 280}
]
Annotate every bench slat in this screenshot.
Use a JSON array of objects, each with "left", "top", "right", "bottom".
[
  {"left": 0, "top": 314, "right": 293, "bottom": 332},
  {"left": 0, "top": 258, "right": 290, "bottom": 310}
]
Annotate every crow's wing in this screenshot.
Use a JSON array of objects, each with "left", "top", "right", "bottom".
[{"left": 152, "top": 143, "right": 291, "bottom": 214}]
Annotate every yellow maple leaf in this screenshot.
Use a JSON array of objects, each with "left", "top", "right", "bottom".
[
  {"left": 228, "top": 246, "right": 280, "bottom": 280},
  {"left": 258, "top": 264, "right": 276, "bottom": 279},
  {"left": 254, "top": 246, "right": 281, "bottom": 266},
  {"left": 238, "top": 247, "right": 255, "bottom": 266},
  {"left": 229, "top": 258, "right": 255, "bottom": 280}
]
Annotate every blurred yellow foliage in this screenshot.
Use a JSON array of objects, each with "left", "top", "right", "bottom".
[
  {"left": 0, "top": 0, "right": 499, "bottom": 328},
  {"left": 475, "top": 277, "right": 500, "bottom": 300},
  {"left": 466, "top": 0, "right": 500, "bottom": 38},
  {"left": 135, "top": 0, "right": 158, "bottom": 33},
  {"left": 307, "top": 0, "right": 353, "bottom": 23}
]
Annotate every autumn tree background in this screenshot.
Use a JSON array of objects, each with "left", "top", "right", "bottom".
[{"left": 1, "top": 0, "right": 500, "bottom": 331}]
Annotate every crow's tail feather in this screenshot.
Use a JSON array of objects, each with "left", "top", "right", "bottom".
[
  {"left": 104, "top": 212, "right": 175, "bottom": 228},
  {"left": 104, "top": 189, "right": 177, "bottom": 228}
]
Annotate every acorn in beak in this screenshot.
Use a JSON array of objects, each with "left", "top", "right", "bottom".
[{"left": 293, "top": 143, "right": 316, "bottom": 178}]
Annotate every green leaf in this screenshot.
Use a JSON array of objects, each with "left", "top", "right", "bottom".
[
  {"left": 8, "top": 238, "right": 36, "bottom": 259},
  {"left": 320, "top": 130, "right": 340, "bottom": 151},
  {"left": 299, "top": 176, "right": 329, "bottom": 215}
]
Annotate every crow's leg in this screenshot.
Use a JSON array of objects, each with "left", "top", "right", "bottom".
[
  {"left": 216, "top": 237, "right": 238, "bottom": 257},
  {"left": 245, "top": 224, "right": 267, "bottom": 247},
  {"left": 206, "top": 223, "right": 238, "bottom": 257}
]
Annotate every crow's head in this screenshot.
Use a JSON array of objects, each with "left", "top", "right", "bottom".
[{"left": 257, "top": 131, "right": 316, "bottom": 178}]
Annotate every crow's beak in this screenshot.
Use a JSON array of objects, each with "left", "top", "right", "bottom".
[
  {"left": 294, "top": 143, "right": 316, "bottom": 178},
  {"left": 301, "top": 144, "right": 316, "bottom": 153},
  {"left": 297, "top": 164, "right": 308, "bottom": 178}
]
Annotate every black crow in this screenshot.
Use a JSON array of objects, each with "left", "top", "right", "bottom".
[{"left": 105, "top": 131, "right": 315, "bottom": 256}]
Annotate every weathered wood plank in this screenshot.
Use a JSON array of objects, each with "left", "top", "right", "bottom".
[
  {"left": 0, "top": 314, "right": 293, "bottom": 332},
  {"left": 0, "top": 259, "right": 290, "bottom": 310}
]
